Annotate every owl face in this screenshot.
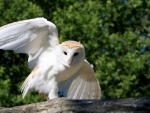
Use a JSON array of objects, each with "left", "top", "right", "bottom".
[{"left": 56, "top": 41, "right": 85, "bottom": 67}]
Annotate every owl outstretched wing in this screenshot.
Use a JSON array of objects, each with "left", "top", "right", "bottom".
[
  {"left": 0, "top": 18, "right": 59, "bottom": 68},
  {"left": 58, "top": 60, "right": 101, "bottom": 99}
]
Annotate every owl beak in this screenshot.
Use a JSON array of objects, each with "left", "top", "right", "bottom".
[
  {"left": 64, "top": 58, "right": 72, "bottom": 67},
  {"left": 64, "top": 63, "right": 70, "bottom": 67},
  {"left": 68, "top": 58, "right": 73, "bottom": 66},
  {"left": 66, "top": 62, "right": 72, "bottom": 67},
  {"left": 62, "top": 61, "right": 70, "bottom": 67}
]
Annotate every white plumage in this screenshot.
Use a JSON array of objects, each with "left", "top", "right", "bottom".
[{"left": 0, "top": 18, "right": 101, "bottom": 99}]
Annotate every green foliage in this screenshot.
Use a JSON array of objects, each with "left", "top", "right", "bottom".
[
  {"left": 52, "top": 0, "right": 150, "bottom": 99},
  {"left": 1, "top": 0, "right": 150, "bottom": 107},
  {"left": 0, "top": 0, "right": 43, "bottom": 25}
]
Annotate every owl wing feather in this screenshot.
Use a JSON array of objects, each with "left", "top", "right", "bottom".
[
  {"left": 21, "top": 66, "right": 39, "bottom": 98},
  {"left": 0, "top": 18, "right": 59, "bottom": 68},
  {"left": 58, "top": 60, "right": 101, "bottom": 99}
]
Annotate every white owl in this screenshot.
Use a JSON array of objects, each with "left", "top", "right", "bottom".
[{"left": 0, "top": 18, "right": 101, "bottom": 99}]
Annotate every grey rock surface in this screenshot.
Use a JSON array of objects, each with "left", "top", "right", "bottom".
[{"left": 0, "top": 98, "right": 150, "bottom": 113}]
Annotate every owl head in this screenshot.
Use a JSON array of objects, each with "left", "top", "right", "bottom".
[{"left": 56, "top": 41, "right": 85, "bottom": 67}]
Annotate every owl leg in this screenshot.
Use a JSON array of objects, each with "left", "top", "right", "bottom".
[
  {"left": 46, "top": 95, "right": 49, "bottom": 100},
  {"left": 48, "top": 84, "right": 58, "bottom": 99},
  {"left": 48, "top": 88, "right": 58, "bottom": 99}
]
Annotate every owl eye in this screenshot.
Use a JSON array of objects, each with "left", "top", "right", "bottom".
[
  {"left": 74, "top": 52, "right": 78, "bottom": 56},
  {"left": 64, "top": 52, "right": 67, "bottom": 55}
]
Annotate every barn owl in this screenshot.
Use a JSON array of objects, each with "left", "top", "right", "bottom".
[{"left": 0, "top": 18, "right": 101, "bottom": 99}]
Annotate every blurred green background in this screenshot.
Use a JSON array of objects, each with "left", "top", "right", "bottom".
[{"left": 0, "top": 0, "right": 150, "bottom": 107}]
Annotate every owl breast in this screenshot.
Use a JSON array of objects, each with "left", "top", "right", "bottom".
[
  {"left": 37, "top": 49, "right": 83, "bottom": 82},
  {"left": 54, "top": 61, "right": 83, "bottom": 82},
  {"left": 30, "top": 49, "right": 83, "bottom": 94}
]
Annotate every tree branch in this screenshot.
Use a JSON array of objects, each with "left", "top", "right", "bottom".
[{"left": 0, "top": 98, "right": 150, "bottom": 113}]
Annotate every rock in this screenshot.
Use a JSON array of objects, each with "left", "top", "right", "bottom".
[{"left": 0, "top": 97, "right": 150, "bottom": 113}]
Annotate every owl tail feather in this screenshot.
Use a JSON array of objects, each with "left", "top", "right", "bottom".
[{"left": 21, "top": 73, "right": 32, "bottom": 98}]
